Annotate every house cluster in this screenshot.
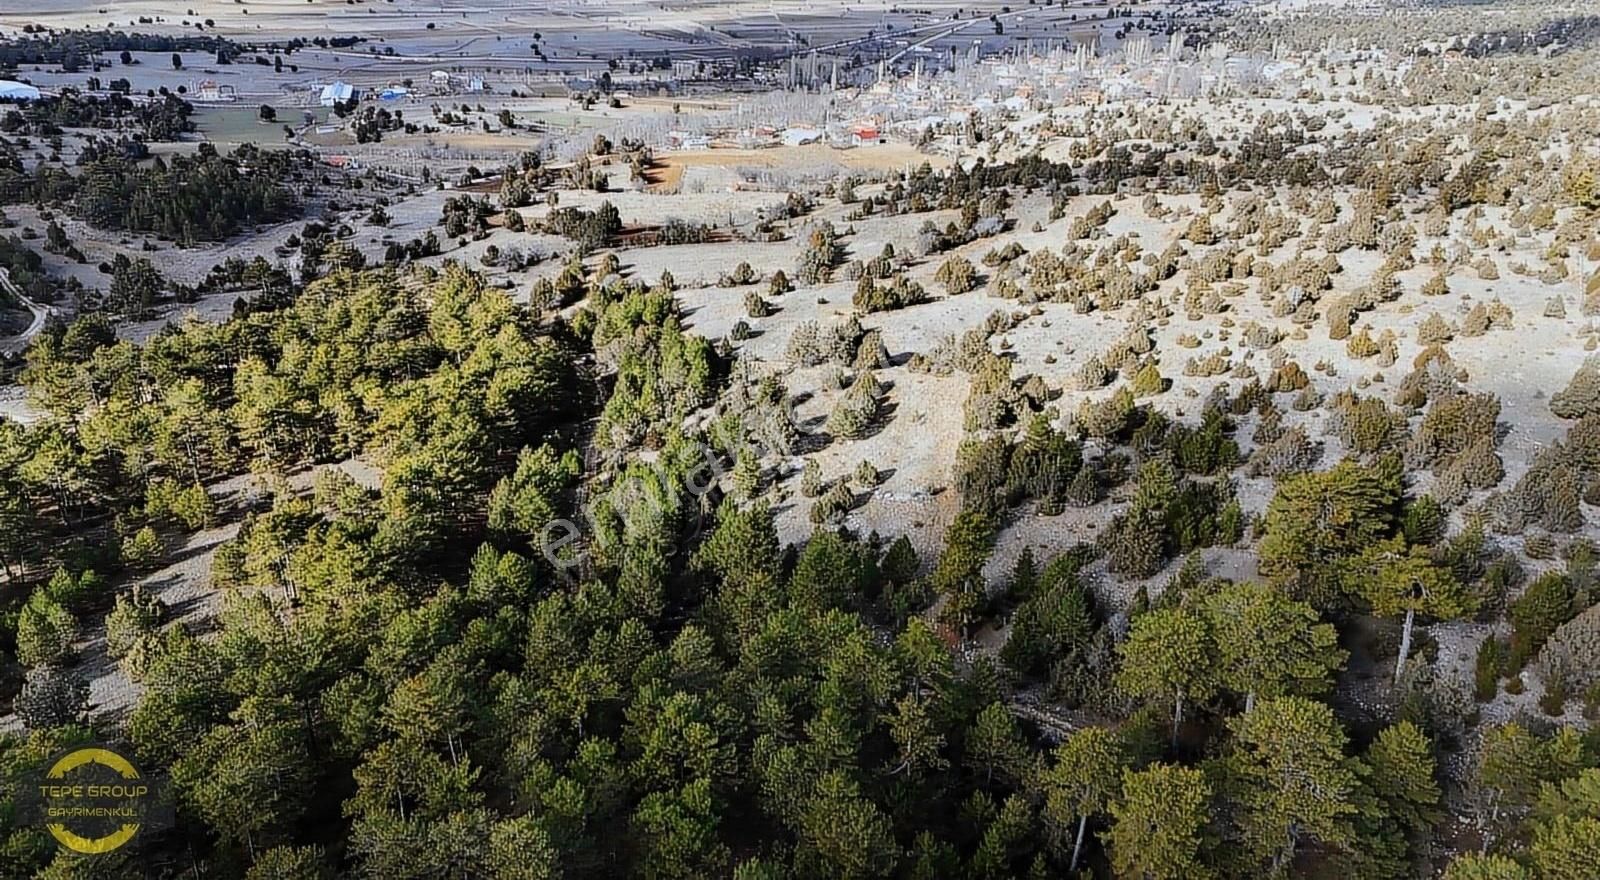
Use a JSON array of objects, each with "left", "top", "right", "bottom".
[
  {"left": 661, "top": 120, "right": 886, "bottom": 152},
  {"left": 429, "top": 70, "right": 485, "bottom": 95},
  {"left": 192, "top": 79, "right": 237, "bottom": 103},
  {"left": 828, "top": 30, "right": 1318, "bottom": 140}
]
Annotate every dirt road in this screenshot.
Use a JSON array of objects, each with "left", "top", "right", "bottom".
[{"left": 0, "top": 268, "right": 51, "bottom": 356}]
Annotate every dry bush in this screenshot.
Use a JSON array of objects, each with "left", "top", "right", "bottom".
[
  {"left": 1247, "top": 425, "right": 1321, "bottom": 477},
  {"left": 1184, "top": 352, "right": 1232, "bottom": 378},
  {"left": 1552, "top": 358, "right": 1600, "bottom": 420},
  {"left": 1076, "top": 355, "right": 1111, "bottom": 391},
  {"left": 1325, "top": 392, "right": 1409, "bottom": 456},
  {"left": 1267, "top": 360, "right": 1311, "bottom": 393},
  {"left": 1537, "top": 603, "right": 1600, "bottom": 695},
  {"left": 1412, "top": 391, "right": 1501, "bottom": 466},
  {"left": 1416, "top": 313, "right": 1453, "bottom": 345},
  {"left": 1347, "top": 328, "right": 1380, "bottom": 359}
]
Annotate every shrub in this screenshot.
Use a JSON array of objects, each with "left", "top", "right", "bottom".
[
  {"left": 1417, "top": 313, "right": 1454, "bottom": 345},
  {"left": 1552, "top": 359, "right": 1600, "bottom": 419},
  {"left": 1509, "top": 572, "right": 1575, "bottom": 669},
  {"left": 1076, "top": 355, "right": 1110, "bottom": 390},
  {"left": 854, "top": 460, "right": 881, "bottom": 488},
  {"left": 810, "top": 480, "right": 853, "bottom": 525},
  {"left": 1326, "top": 393, "right": 1408, "bottom": 457},
  {"left": 935, "top": 256, "right": 978, "bottom": 294},
  {"left": 1075, "top": 387, "right": 1135, "bottom": 439},
  {"left": 105, "top": 587, "right": 164, "bottom": 660},
  {"left": 122, "top": 525, "right": 163, "bottom": 570},
  {"left": 954, "top": 435, "right": 1013, "bottom": 516},
  {"left": 1346, "top": 328, "right": 1379, "bottom": 359},
  {"left": 826, "top": 371, "right": 884, "bottom": 440},
  {"left": 1536, "top": 603, "right": 1600, "bottom": 696},
  {"left": 794, "top": 221, "right": 843, "bottom": 284},
  {"left": 853, "top": 274, "right": 929, "bottom": 313},
  {"left": 1247, "top": 425, "right": 1319, "bottom": 477},
  {"left": 1267, "top": 360, "right": 1310, "bottom": 393},
  {"left": 1100, "top": 505, "right": 1165, "bottom": 577},
  {"left": 1414, "top": 392, "right": 1500, "bottom": 466},
  {"left": 17, "top": 597, "right": 77, "bottom": 667},
  {"left": 800, "top": 458, "right": 823, "bottom": 498},
  {"left": 1474, "top": 637, "right": 1505, "bottom": 701},
  {"left": 1129, "top": 363, "right": 1164, "bottom": 398}
]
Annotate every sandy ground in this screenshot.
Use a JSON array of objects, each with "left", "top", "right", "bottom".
[
  {"left": 661, "top": 179, "right": 1591, "bottom": 639},
  {"left": 0, "top": 460, "right": 381, "bottom": 733}
]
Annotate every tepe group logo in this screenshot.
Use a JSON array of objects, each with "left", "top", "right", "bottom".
[{"left": 21, "top": 744, "right": 169, "bottom": 855}]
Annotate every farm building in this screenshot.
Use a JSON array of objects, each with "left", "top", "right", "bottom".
[
  {"left": 0, "top": 80, "right": 41, "bottom": 101},
  {"left": 194, "top": 80, "right": 237, "bottom": 102},
  {"left": 319, "top": 81, "right": 355, "bottom": 107}
]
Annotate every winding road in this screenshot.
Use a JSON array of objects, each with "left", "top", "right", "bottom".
[{"left": 0, "top": 267, "right": 52, "bottom": 356}]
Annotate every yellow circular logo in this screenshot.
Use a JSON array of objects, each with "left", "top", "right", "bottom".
[{"left": 40, "top": 747, "right": 149, "bottom": 854}]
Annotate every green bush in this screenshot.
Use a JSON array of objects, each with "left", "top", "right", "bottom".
[
  {"left": 122, "top": 525, "right": 163, "bottom": 571},
  {"left": 17, "top": 596, "right": 76, "bottom": 667},
  {"left": 1473, "top": 637, "right": 1505, "bottom": 702},
  {"left": 1509, "top": 572, "right": 1575, "bottom": 669}
]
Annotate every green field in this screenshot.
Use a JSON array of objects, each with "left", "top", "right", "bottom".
[{"left": 194, "top": 105, "right": 327, "bottom": 145}]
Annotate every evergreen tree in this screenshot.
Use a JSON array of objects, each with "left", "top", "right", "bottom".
[
  {"left": 1224, "top": 696, "right": 1360, "bottom": 873},
  {"left": 1106, "top": 763, "right": 1214, "bottom": 880},
  {"left": 1203, "top": 581, "right": 1345, "bottom": 712},
  {"left": 1115, "top": 605, "right": 1216, "bottom": 745},
  {"left": 1344, "top": 538, "right": 1473, "bottom": 681},
  {"left": 1042, "top": 726, "right": 1126, "bottom": 872}
]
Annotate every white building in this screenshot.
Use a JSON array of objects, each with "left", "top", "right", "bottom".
[
  {"left": 0, "top": 80, "right": 42, "bottom": 102},
  {"left": 781, "top": 127, "right": 822, "bottom": 146},
  {"left": 194, "top": 80, "right": 237, "bottom": 102},
  {"left": 319, "top": 81, "right": 355, "bottom": 107}
]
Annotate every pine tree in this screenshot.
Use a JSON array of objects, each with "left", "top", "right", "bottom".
[
  {"left": 965, "top": 702, "right": 1027, "bottom": 786},
  {"left": 1007, "top": 547, "right": 1038, "bottom": 601},
  {"left": 886, "top": 692, "right": 949, "bottom": 779},
  {"left": 1106, "top": 763, "right": 1214, "bottom": 880},
  {"left": 929, "top": 511, "right": 997, "bottom": 638},
  {"left": 1258, "top": 459, "right": 1400, "bottom": 603},
  {"left": 796, "top": 771, "right": 899, "bottom": 878},
  {"left": 1363, "top": 721, "right": 1442, "bottom": 844},
  {"left": 1345, "top": 538, "right": 1473, "bottom": 681},
  {"left": 245, "top": 845, "right": 336, "bottom": 880},
  {"left": 16, "top": 596, "right": 76, "bottom": 667},
  {"left": 1115, "top": 605, "right": 1216, "bottom": 745},
  {"left": 1473, "top": 723, "right": 1550, "bottom": 840},
  {"left": 1442, "top": 854, "right": 1531, "bottom": 880},
  {"left": 732, "top": 451, "right": 761, "bottom": 499},
  {"left": 1042, "top": 726, "right": 1126, "bottom": 872},
  {"left": 1204, "top": 581, "right": 1345, "bottom": 711},
  {"left": 14, "top": 664, "right": 88, "bottom": 729},
  {"left": 1226, "top": 696, "right": 1360, "bottom": 872},
  {"left": 881, "top": 534, "right": 920, "bottom": 585}
]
